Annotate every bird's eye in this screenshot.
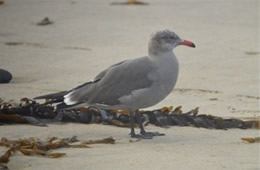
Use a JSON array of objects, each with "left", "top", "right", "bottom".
[{"left": 169, "top": 36, "right": 174, "bottom": 39}]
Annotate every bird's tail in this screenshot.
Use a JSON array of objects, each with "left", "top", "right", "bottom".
[
  {"left": 34, "top": 80, "right": 97, "bottom": 110},
  {"left": 34, "top": 91, "right": 68, "bottom": 102},
  {"left": 34, "top": 91, "right": 86, "bottom": 110}
]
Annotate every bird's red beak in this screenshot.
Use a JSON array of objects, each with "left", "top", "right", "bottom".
[{"left": 180, "top": 40, "right": 196, "bottom": 48}]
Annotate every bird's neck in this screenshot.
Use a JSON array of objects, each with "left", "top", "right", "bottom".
[
  {"left": 148, "top": 48, "right": 178, "bottom": 72},
  {"left": 148, "top": 41, "right": 160, "bottom": 56},
  {"left": 148, "top": 49, "right": 176, "bottom": 60}
]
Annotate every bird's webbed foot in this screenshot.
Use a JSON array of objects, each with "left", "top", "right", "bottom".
[
  {"left": 130, "top": 132, "right": 153, "bottom": 139},
  {"left": 140, "top": 130, "right": 165, "bottom": 137}
]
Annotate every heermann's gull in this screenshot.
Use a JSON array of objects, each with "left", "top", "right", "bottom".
[{"left": 35, "top": 29, "right": 195, "bottom": 139}]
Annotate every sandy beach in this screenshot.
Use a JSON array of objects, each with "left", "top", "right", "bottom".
[{"left": 0, "top": 0, "right": 259, "bottom": 169}]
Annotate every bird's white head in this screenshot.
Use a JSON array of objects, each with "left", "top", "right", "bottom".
[{"left": 148, "top": 29, "right": 195, "bottom": 56}]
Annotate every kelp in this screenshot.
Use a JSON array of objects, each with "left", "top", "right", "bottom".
[
  {"left": 0, "top": 98, "right": 259, "bottom": 129},
  {"left": 241, "top": 137, "right": 260, "bottom": 143},
  {"left": 0, "top": 98, "right": 258, "bottom": 168},
  {"left": 0, "top": 136, "right": 115, "bottom": 164}
]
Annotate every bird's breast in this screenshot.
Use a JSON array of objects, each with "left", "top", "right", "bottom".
[{"left": 152, "top": 54, "right": 179, "bottom": 99}]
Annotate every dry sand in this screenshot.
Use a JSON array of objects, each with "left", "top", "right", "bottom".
[
  {"left": 0, "top": 124, "right": 259, "bottom": 170},
  {"left": 0, "top": 0, "right": 259, "bottom": 169}
]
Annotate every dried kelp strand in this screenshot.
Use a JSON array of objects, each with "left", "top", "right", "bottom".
[
  {"left": 0, "top": 136, "right": 116, "bottom": 165},
  {"left": 81, "top": 137, "right": 115, "bottom": 145},
  {"left": 0, "top": 148, "right": 16, "bottom": 164},
  {"left": 241, "top": 137, "right": 260, "bottom": 143}
]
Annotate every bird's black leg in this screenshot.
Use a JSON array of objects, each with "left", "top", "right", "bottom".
[
  {"left": 136, "top": 110, "right": 165, "bottom": 137},
  {"left": 129, "top": 110, "right": 136, "bottom": 137},
  {"left": 129, "top": 110, "right": 152, "bottom": 139}
]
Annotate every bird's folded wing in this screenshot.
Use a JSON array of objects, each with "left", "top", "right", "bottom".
[{"left": 64, "top": 56, "right": 157, "bottom": 106}]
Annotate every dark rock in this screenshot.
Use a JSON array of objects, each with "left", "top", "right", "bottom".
[{"left": 0, "top": 69, "right": 12, "bottom": 83}]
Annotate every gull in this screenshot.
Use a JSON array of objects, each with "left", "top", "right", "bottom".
[{"left": 35, "top": 29, "right": 195, "bottom": 139}]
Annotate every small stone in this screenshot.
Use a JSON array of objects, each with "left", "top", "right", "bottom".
[
  {"left": 209, "top": 98, "right": 218, "bottom": 101},
  {"left": 37, "top": 17, "right": 53, "bottom": 26},
  {"left": 0, "top": 69, "right": 12, "bottom": 83}
]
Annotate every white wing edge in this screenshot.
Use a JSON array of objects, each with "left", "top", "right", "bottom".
[{"left": 64, "top": 91, "right": 78, "bottom": 105}]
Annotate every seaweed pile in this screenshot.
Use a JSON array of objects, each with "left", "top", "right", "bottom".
[
  {"left": 0, "top": 98, "right": 259, "bottom": 129},
  {"left": 0, "top": 136, "right": 115, "bottom": 167}
]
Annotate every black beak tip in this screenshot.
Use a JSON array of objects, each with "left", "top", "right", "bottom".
[{"left": 191, "top": 43, "right": 196, "bottom": 48}]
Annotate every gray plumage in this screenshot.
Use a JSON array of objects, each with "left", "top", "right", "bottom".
[
  {"left": 65, "top": 57, "right": 155, "bottom": 108},
  {"left": 34, "top": 29, "right": 195, "bottom": 139},
  {"left": 35, "top": 29, "right": 195, "bottom": 112}
]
